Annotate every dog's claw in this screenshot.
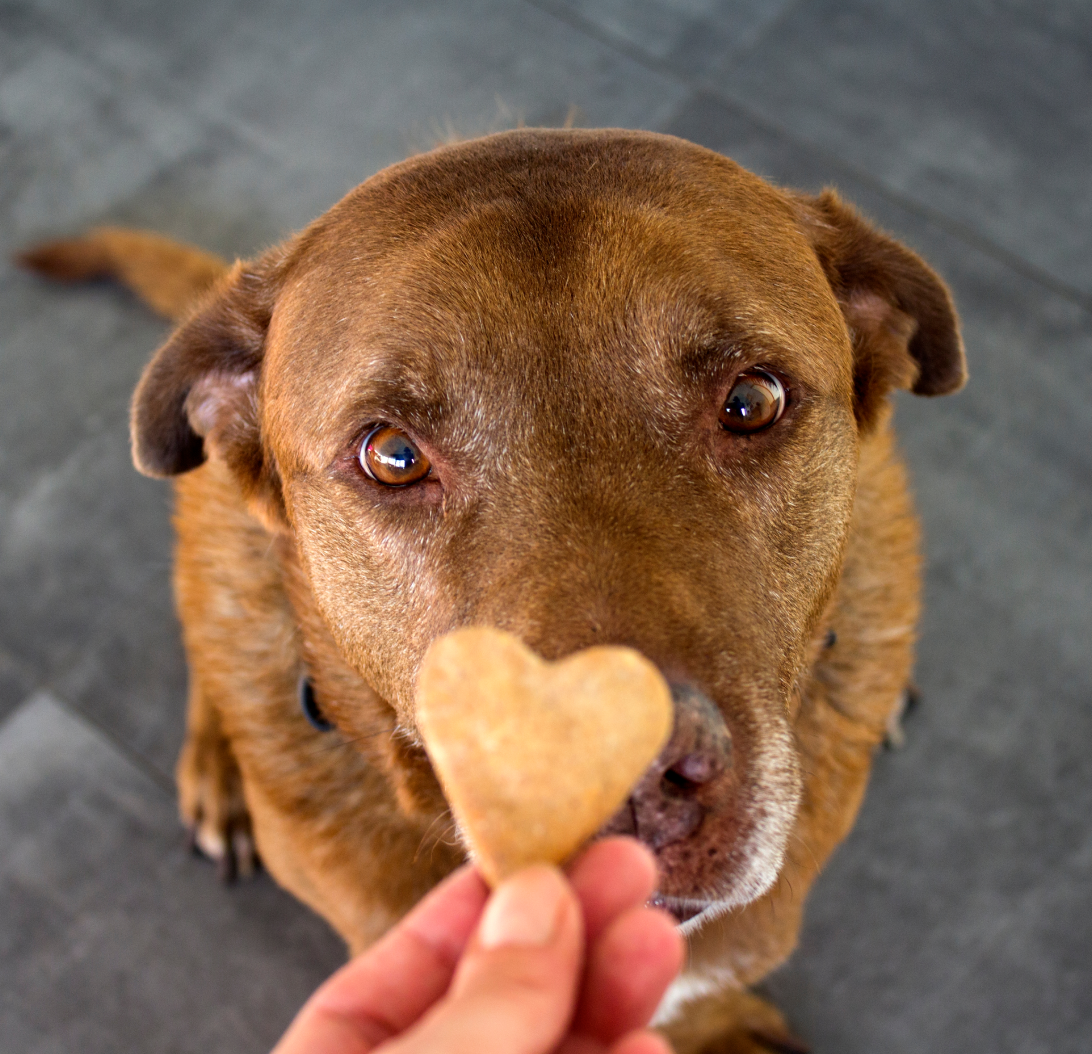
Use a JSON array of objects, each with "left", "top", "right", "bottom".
[
  {"left": 217, "top": 850, "right": 237, "bottom": 884},
  {"left": 884, "top": 684, "right": 921, "bottom": 750},
  {"left": 177, "top": 722, "right": 258, "bottom": 882},
  {"left": 187, "top": 815, "right": 260, "bottom": 884},
  {"left": 186, "top": 820, "right": 259, "bottom": 884},
  {"left": 748, "top": 1028, "right": 811, "bottom": 1054},
  {"left": 232, "top": 828, "right": 259, "bottom": 879}
]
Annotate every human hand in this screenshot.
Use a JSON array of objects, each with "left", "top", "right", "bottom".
[{"left": 272, "top": 836, "right": 683, "bottom": 1054}]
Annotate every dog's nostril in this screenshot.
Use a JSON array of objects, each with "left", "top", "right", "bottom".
[
  {"left": 672, "top": 751, "right": 720, "bottom": 784},
  {"left": 661, "top": 751, "right": 720, "bottom": 796},
  {"left": 661, "top": 768, "right": 696, "bottom": 795}
]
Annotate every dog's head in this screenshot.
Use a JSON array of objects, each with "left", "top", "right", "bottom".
[{"left": 132, "top": 130, "right": 964, "bottom": 923}]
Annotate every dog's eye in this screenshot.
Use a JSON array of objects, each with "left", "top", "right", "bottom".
[
  {"left": 718, "top": 371, "right": 786, "bottom": 434},
  {"left": 360, "top": 425, "right": 431, "bottom": 486}
]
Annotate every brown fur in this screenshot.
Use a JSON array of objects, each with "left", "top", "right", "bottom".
[{"left": 19, "top": 129, "right": 965, "bottom": 1052}]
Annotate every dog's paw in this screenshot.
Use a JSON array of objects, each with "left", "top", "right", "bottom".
[
  {"left": 730, "top": 1028, "right": 810, "bottom": 1054},
  {"left": 662, "top": 988, "right": 808, "bottom": 1054},
  {"left": 884, "top": 682, "right": 921, "bottom": 750},
  {"left": 176, "top": 729, "right": 258, "bottom": 882}
]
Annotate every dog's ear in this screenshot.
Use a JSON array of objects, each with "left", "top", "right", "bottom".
[
  {"left": 130, "top": 253, "right": 288, "bottom": 530},
  {"left": 794, "top": 189, "right": 967, "bottom": 431}
]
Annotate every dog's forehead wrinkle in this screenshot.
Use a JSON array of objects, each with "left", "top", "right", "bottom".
[{"left": 276, "top": 272, "right": 841, "bottom": 474}]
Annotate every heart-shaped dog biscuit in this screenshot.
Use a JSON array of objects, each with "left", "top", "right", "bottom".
[{"left": 416, "top": 627, "right": 673, "bottom": 886}]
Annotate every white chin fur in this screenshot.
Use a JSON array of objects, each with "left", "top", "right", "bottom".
[
  {"left": 673, "top": 846, "right": 783, "bottom": 938},
  {"left": 651, "top": 967, "right": 740, "bottom": 1027},
  {"left": 721, "top": 714, "right": 802, "bottom": 903}
]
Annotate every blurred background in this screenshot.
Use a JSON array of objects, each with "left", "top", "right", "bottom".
[{"left": 0, "top": 2, "right": 1089, "bottom": 1052}]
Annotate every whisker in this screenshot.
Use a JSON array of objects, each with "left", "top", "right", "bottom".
[
  {"left": 413, "top": 811, "right": 457, "bottom": 863},
  {"left": 788, "top": 828, "right": 822, "bottom": 878},
  {"left": 302, "top": 722, "right": 399, "bottom": 761},
  {"left": 339, "top": 723, "right": 399, "bottom": 746}
]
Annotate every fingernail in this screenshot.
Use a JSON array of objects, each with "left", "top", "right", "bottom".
[{"left": 479, "top": 866, "right": 566, "bottom": 949}]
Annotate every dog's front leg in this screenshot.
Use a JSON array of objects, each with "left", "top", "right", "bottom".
[
  {"left": 660, "top": 988, "right": 808, "bottom": 1054},
  {"left": 176, "top": 679, "right": 257, "bottom": 881}
]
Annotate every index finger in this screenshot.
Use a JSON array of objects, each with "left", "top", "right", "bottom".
[
  {"left": 567, "top": 837, "right": 659, "bottom": 942},
  {"left": 274, "top": 865, "right": 489, "bottom": 1054}
]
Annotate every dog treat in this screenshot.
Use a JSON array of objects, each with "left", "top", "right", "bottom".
[{"left": 416, "top": 627, "right": 673, "bottom": 886}]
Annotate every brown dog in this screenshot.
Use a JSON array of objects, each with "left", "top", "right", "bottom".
[{"left": 21, "top": 129, "right": 965, "bottom": 1052}]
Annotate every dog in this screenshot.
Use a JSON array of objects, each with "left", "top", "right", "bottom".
[{"left": 20, "top": 128, "right": 966, "bottom": 1053}]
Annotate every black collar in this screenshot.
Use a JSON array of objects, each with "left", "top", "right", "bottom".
[{"left": 299, "top": 675, "right": 334, "bottom": 732}]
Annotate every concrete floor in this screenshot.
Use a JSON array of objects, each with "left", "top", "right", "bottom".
[{"left": 1, "top": 2, "right": 1089, "bottom": 1051}]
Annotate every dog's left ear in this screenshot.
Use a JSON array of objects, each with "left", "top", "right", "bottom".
[{"left": 794, "top": 189, "right": 967, "bottom": 431}]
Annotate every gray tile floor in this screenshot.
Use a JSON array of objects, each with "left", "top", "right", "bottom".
[{"left": 0, "top": 2, "right": 1088, "bottom": 1051}]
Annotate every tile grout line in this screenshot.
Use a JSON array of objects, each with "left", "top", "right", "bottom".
[
  {"left": 522, "top": 0, "right": 1092, "bottom": 320},
  {"left": 43, "top": 686, "right": 177, "bottom": 797},
  {"left": 688, "top": 91, "right": 1092, "bottom": 318}
]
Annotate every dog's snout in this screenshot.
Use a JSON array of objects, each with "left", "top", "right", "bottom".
[{"left": 603, "top": 682, "right": 731, "bottom": 851}]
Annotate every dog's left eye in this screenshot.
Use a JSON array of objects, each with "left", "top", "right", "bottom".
[
  {"left": 719, "top": 371, "right": 786, "bottom": 434},
  {"left": 360, "top": 425, "right": 431, "bottom": 486}
]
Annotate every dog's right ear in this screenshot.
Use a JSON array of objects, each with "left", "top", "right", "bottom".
[{"left": 131, "top": 254, "right": 288, "bottom": 529}]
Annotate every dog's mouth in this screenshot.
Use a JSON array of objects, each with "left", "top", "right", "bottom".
[
  {"left": 647, "top": 892, "right": 720, "bottom": 930},
  {"left": 648, "top": 892, "right": 705, "bottom": 923}
]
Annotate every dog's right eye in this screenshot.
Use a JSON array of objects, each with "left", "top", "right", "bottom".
[
  {"left": 359, "top": 425, "right": 431, "bottom": 486},
  {"left": 718, "top": 370, "right": 786, "bottom": 434}
]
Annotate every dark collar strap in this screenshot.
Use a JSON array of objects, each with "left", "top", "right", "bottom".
[{"left": 299, "top": 675, "right": 334, "bottom": 732}]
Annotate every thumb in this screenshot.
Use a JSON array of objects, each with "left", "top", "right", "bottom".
[{"left": 385, "top": 865, "right": 584, "bottom": 1054}]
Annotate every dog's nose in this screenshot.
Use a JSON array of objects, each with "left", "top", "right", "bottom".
[{"left": 602, "top": 683, "right": 731, "bottom": 850}]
